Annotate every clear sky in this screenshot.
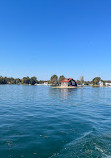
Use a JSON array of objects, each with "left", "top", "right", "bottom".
[{"left": 0, "top": 0, "right": 111, "bottom": 80}]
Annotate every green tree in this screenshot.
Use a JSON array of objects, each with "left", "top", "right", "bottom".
[
  {"left": 58, "top": 75, "right": 65, "bottom": 83},
  {"left": 15, "top": 78, "right": 21, "bottom": 84},
  {"left": 9, "top": 77, "right": 16, "bottom": 84},
  {"left": 0, "top": 76, "right": 7, "bottom": 84},
  {"left": 38, "top": 80, "right": 43, "bottom": 84},
  {"left": 84, "top": 81, "right": 91, "bottom": 85},
  {"left": 49, "top": 74, "right": 58, "bottom": 85},
  {"left": 30, "top": 76, "right": 37, "bottom": 85},
  {"left": 76, "top": 80, "right": 81, "bottom": 85},
  {"left": 92, "top": 77, "right": 101, "bottom": 85},
  {"left": 22, "top": 76, "right": 30, "bottom": 84}
]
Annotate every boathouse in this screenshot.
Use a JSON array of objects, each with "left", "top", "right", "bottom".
[{"left": 60, "top": 78, "right": 77, "bottom": 87}]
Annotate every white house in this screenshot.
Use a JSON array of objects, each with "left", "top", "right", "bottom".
[
  {"left": 97, "top": 81, "right": 103, "bottom": 87},
  {"left": 105, "top": 82, "right": 111, "bottom": 87},
  {"left": 43, "top": 82, "right": 48, "bottom": 85}
]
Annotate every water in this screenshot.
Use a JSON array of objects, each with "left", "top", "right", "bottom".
[{"left": 0, "top": 85, "right": 111, "bottom": 158}]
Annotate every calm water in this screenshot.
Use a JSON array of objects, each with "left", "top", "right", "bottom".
[{"left": 0, "top": 85, "right": 111, "bottom": 158}]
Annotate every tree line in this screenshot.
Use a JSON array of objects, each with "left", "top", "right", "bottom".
[
  {"left": 0, "top": 75, "right": 110, "bottom": 86},
  {"left": 0, "top": 75, "right": 66, "bottom": 85},
  {"left": 0, "top": 76, "right": 38, "bottom": 85}
]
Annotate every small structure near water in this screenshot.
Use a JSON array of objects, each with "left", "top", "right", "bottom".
[
  {"left": 52, "top": 78, "right": 78, "bottom": 88},
  {"left": 97, "top": 80, "right": 103, "bottom": 87},
  {"left": 60, "top": 78, "right": 77, "bottom": 87},
  {"left": 105, "top": 82, "right": 111, "bottom": 87}
]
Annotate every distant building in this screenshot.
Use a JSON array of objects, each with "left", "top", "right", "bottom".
[
  {"left": 41, "top": 81, "right": 48, "bottom": 85},
  {"left": 97, "top": 80, "right": 103, "bottom": 87},
  {"left": 37, "top": 80, "right": 49, "bottom": 85},
  {"left": 105, "top": 82, "right": 111, "bottom": 86},
  {"left": 43, "top": 82, "right": 48, "bottom": 85},
  {"left": 60, "top": 78, "right": 77, "bottom": 87}
]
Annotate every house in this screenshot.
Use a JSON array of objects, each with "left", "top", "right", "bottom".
[
  {"left": 43, "top": 82, "right": 48, "bottom": 85},
  {"left": 105, "top": 82, "right": 111, "bottom": 86},
  {"left": 60, "top": 78, "right": 77, "bottom": 87},
  {"left": 97, "top": 80, "right": 103, "bottom": 87},
  {"left": 41, "top": 81, "right": 48, "bottom": 85}
]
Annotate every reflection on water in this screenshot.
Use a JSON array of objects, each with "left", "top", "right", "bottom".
[
  {"left": 60, "top": 88, "right": 71, "bottom": 99},
  {"left": 0, "top": 85, "right": 111, "bottom": 158},
  {"left": 49, "top": 87, "right": 78, "bottom": 100}
]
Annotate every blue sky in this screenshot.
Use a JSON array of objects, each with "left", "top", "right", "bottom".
[{"left": 0, "top": 0, "right": 111, "bottom": 80}]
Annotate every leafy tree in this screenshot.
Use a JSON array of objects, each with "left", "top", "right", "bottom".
[
  {"left": 9, "top": 77, "right": 16, "bottom": 84},
  {"left": 38, "top": 80, "right": 43, "bottom": 84},
  {"left": 92, "top": 77, "right": 101, "bottom": 85},
  {"left": 76, "top": 80, "right": 81, "bottom": 85},
  {"left": 84, "top": 81, "right": 91, "bottom": 85},
  {"left": 15, "top": 78, "right": 21, "bottom": 84},
  {"left": 58, "top": 75, "right": 65, "bottom": 83},
  {"left": 22, "top": 76, "right": 30, "bottom": 84},
  {"left": 30, "top": 76, "right": 37, "bottom": 85},
  {"left": 49, "top": 74, "right": 58, "bottom": 85},
  {"left": 0, "top": 76, "right": 7, "bottom": 84}
]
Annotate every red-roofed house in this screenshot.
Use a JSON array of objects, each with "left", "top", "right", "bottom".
[{"left": 60, "top": 78, "right": 77, "bottom": 87}]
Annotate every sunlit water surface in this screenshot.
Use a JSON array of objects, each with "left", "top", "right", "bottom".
[{"left": 0, "top": 85, "right": 111, "bottom": 158}]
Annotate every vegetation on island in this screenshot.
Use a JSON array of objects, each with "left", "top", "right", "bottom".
[
  {"left": 49, "top": 75, "right": 65, "bottom": 85},
  {"left": 59, "top": 75, "right": 65, "bottom": 83},
  {"left": 49, "top": 74, "right": 58, "bottom": 85}
]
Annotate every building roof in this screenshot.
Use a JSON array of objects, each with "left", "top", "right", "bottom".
[{"left": 61, "top": 78, "right": 72, "bottom": 83}]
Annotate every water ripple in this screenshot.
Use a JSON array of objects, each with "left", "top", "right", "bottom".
[{"left": 0, "top": 85, "right": 111, "bottom": 158}]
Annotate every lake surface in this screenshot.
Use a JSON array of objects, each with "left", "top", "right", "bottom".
[{"left": 0, "top": 85, "right": 111, "bottom": 158}]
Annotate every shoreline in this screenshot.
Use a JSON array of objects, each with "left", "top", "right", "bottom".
[{"left": 52, "top": 86, "right": 78, "bottom": 89}]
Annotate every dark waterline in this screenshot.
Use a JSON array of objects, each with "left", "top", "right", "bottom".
[{"left": 0, "top": 85, "right": 111, "bottom": 158}]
